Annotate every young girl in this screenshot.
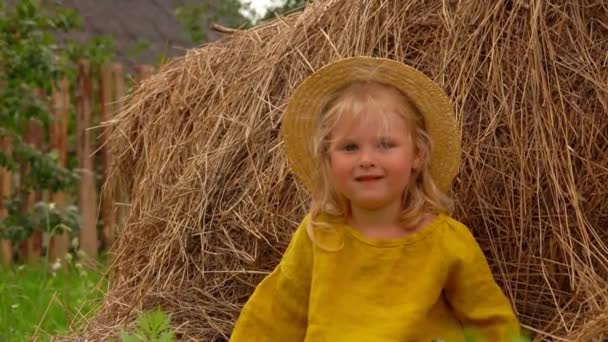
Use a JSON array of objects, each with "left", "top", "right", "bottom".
[{"left": 231, "top": 57, "right": 520, "bottom": 341}]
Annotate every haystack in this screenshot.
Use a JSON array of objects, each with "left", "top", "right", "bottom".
[{"left": 83, "top": 0, "right": 608, "bottom": 340}]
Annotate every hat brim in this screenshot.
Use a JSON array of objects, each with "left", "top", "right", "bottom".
[{"left": 281, "top": 57, "right": 461, "bottom": 193}]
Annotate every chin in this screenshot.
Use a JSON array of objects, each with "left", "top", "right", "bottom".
[{"left": 353, "top": 199, "right": 389, "bottom": 210}]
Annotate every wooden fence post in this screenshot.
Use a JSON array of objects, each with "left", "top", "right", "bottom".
[
  {"left": 76, "top": 60, "right": 98, "bottom": 259},
  {"left": 134, "top": 65, "right": 154, "bottom": 85},
  {"left": 113, "top": 63, "right": 126, "bottom": 101},
  {"left": 0, "top": 137, "right": 13, "bottom": 267},
  {"left": 20, "top": 119, "right": 44, "bottom": 264},
  {"left": 48, "top": 78, "right": 70, "bottom": 267},
  {"left": 99, "top": 64, "right": 115, "bottom": 249}
]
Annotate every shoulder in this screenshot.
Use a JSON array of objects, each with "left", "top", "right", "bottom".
[
  {"left": 437, "top": 215, "right": 474, "bottom": 238},
  {"left": 435, "top": 214, "right": 482, "bottom": 256},
  {"left": 288, "top": 212, "right": 336, "bottom": 248},
  {"left": 296, "top": 211, "right": 336, "bottom": 229},
  {"left": 280, "top": 214, "right": 316, "bottom": 282},
  {"left": 289, "top": 213, "right": 312, "bottom": 246},
  {"left": 281, "top": 214, "right": 315, "bottom": 267}
]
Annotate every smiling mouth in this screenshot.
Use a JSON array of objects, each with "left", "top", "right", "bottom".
[{"left": 355, "top": 176, "right": 383, "bottom": 181}]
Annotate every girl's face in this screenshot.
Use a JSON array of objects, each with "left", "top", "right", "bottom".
[{"left": 327, "top": 107, "right": 421, "bottom": 213}]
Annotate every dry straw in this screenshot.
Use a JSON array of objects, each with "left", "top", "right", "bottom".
[{"left": 73, "top": 0, "right": 608, "bottom": 340}]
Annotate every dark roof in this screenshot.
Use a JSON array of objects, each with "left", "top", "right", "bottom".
[{"left": 55, "top": 0, "right": 229, "bottom": 67}]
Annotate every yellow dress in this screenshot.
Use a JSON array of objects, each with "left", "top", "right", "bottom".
[{"left": 231, "top": 213, "right": 520, "bottom": 342}]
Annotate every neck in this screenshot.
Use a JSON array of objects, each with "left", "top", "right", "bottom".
[{"left": 348, "top": 200, "right": 402, "bottom": 230}]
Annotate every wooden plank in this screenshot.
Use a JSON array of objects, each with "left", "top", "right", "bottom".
[
  {"left": 48, "top": 78, "right": 70, "bottom": 267},
  {"left": 20, "top": 119, "right": 44, "bottom": 264},
  {"left": 76, "top": 60, "right": 98, "bottom": 259},
  {"left": 0, "top": 137, "right": 13, "bottom": 267}
]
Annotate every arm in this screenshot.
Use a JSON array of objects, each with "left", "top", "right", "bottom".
[
  {"left": 443, "top": 222, "right": 520, "bottom": 341},
  {"left": 230, "top": 215, "right": 313, "bottom": 341}
]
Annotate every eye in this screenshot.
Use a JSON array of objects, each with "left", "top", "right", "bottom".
[
  {"left": 341, "top": 143, "right": 358, "bottom": 152},
  {"left": 378, "top": 140, "right": 395, "bottom": 149}
]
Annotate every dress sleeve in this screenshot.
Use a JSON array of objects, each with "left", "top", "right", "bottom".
[
  {"left": 443, "top": 221, "right": 521, "bottom": 341},
  {"left": 230, "top": 215, "right": 313, "bottom": 342}
]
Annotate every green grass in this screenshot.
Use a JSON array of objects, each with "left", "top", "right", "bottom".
[{"left": 0, "top": 257, "right": 106, "bottom": 341}]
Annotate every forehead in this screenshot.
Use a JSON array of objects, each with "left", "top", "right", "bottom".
[
  {"left": 330, "top": 109, "right": 408, "bottom": 138},
  {"left": 329, "top": 87, "right": 410, "bottom": 129},
  {"left": 327, "top": 82, "right": 413, "bottom": 121}
]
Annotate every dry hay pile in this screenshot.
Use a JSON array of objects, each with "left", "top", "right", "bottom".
[{"left": 83, "top": 0, "right": 608, "bottom": 340}]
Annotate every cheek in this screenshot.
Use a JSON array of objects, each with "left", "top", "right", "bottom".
[
  {"left": 393, "top": 158, "right": 413, "bottom": 175},
  {"left": 329, "top": 154, "right": 352, "bottom": 181},
  {"left": 385, "top": 155, "right": 414, "bottom": 183}
]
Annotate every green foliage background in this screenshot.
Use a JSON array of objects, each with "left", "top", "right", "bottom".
[{"left": 0, "top": 0, "right": 113, "bottom": 244}]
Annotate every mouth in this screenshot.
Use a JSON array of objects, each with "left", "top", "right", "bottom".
[{"left": 355, "top": 175, "right": 384, "bottom": 182}]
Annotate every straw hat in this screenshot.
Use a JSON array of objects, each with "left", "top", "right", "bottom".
[{"left": 281, "top": 56, "right": 461, "bottom": 193}]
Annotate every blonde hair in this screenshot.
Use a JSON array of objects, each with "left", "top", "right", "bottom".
[{"left": 306, "top": 79, "right": 453, "bottom": 249}]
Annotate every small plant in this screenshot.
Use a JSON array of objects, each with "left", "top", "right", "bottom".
[
  {"left": 119, "top": 308, "right": 176, "bottom": 342},
  {"left": 428, "top": 328, "right": 531, "bottom": 342},
  {"left": 0, "top": 196, "right": 79, "bottom": 245}
]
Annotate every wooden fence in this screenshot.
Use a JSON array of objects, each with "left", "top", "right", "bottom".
[{"left": 0, "top": 61, "right": 155, "bottom": 267}]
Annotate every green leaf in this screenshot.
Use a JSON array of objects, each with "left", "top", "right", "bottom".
[
  {"left": 157, "top": 331, "right": 176, "bottom": 342},
  {"left": 118, "top": 308, "right": 176, "bottom": 342},
  {"left": 138, "top": 308, "right": 171, "bottom": 336},
  {"left": 119, "top": 331, "right": 144, "bottom": 342}
]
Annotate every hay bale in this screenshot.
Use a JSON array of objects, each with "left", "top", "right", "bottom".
[{"left": 84, "top": 0, "right": 608, "bottom": 340}]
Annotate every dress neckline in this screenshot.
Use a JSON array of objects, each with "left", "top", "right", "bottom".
[{"left": 337, "top": 214, "right": 444, "bottom": 247}]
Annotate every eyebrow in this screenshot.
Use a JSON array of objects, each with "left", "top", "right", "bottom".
[
  {"left": 329, "top": 135, "right": 397, "bottom": 146},
  {"left": 329, "top": 137, "right": 353, "bottom": 145}
]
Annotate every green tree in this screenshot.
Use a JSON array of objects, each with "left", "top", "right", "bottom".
[
  {"left": 262, "top": 0, "right": 309, "bottom": 20},
  {"left": 175, "top": 1, "right": 250, "bottom": 43},
  {"left": 0, "top": 0, "right": 113, "bottom": 244}
]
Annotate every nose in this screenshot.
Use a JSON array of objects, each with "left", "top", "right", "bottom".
[{"left": 358, "top": 147, "right": 376, "bottom": 169}]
